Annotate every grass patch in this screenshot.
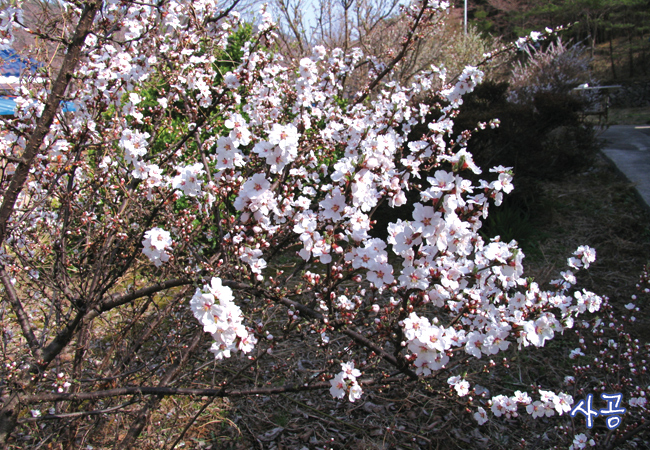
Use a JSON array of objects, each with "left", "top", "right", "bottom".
[{"left": 608, "top": 106, "right": 650, "bottom": 125}]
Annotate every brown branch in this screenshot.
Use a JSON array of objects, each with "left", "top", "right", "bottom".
[
  {"left": 0, "top": 155, "right": 27, "bottom": 164},
  {"left": 17, "top": 400, "right": 137, "bottom": 423},
  {"left": 605, "top": 418, "right": 650, "bottom": 450},
  {"left": 276, "top": 0, "right": 306, "bottom": 56},
  {"left": 165, "top": 397, "right": 214, "bottom": 450},
  {"left": 0, "top": 267, "right": 42, "bottom": 361},
  {"left": 85, "top": 278, "right": 193, "bottom": 322},
  {"left": 40, "top": 308, "right": 85, "bottom": 367},
  {"left": 342, "top": 328, "right": 418, "bottom": 380},
  {"left": 77, "top": 365, "right": 147, "bottom": 383},
  {"left": 0, "top": 0, "right": 102, "bottom": 246},
  {"left": 23, "top": 376, "right": 407, "bottom": 405},
  {"left": 204, "top": 0, "right": 243, "bottom": 25},
  {"left": 0, "top": 393, "right": 21, "bottom": 446},
  {"left": 28, "top": 278, "right": 192, "bottom": 374},
  {"left": 116, "top": 330, "right": 204, "bottom": 449},
  {"left": 111, "top": 289, "right": 186, "bottom": 372},
  {"left": 274, "top": 295, "right": 417, "bottom": 379},
  {"left": 220, "top": 280, "right": 419, "bottom": 380}
]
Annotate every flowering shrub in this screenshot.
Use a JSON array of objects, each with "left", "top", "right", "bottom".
[
  {"left": 508, "top": 38, "right": 596, "bottom": 105},
  {"left": 0, "top": 0, "right": 616, "bottom": 447}
]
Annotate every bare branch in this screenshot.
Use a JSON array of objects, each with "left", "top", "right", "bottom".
[
  {"left": 355, "top": 0, "right": 432, "bottom": 104},
  {"left": 220, "top": 280, "right": 419, "bottom": 379},
  {"left": 22, "top": 376, "right": 408, "bottom": 404},
  {"left": 275, "top": 0, "right": 306, "bottom": 56},
  {"left": 0, "top": 267, "right": 42, "bottom": 361},
  {"left": 85, "top": 278, "right": 193, "bottom": 322},
  {"left": 17, "top": 400, "right": 137, "bottom": 423}
]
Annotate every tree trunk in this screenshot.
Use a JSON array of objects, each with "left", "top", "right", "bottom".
[
  {"left": 114, "top": 398, "right": 161, "bottom": 450},
  {"left": 609, "top": 37, "right": 618, "bottom": 79},
  {"left": 590, "top": 18, "right": 597, "bottom": 59},
  {"left": 0, "top": 3, "right": 101, "bottom": 444},
  {"left": 629, "top": 33, "right": 634, "bottom": 77}
]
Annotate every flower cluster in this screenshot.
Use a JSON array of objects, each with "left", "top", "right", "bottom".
[
  {"left": 172, "top": 163, "right": 205, "bottom": 197},
  {"left": 570, "top": 433, "right": 595, "bottom": 450},
  {"left": 509, "top": 36, "right": 596, "bottom": 105},
  {"left": 142, "top": 227, "right": 172, "bottom": 267},
  {"left": 91, "top": 1, "right": 604, "bottom": 411},
  {"left": 0, "top": 7, "right": 21, "bottom": 50},
  {"left": 470, "top": 389, "right": 573, "bottom": 425},
  {"left": 190, "top": 277, "right": 256, "bottom": 359},
  {"left": 329, "top": 362, "right": 363, "bottom": 402},
  {"left": 52, "top": 372, "right": 71, "bottom": 394}
]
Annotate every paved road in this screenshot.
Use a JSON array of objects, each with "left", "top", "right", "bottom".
[{"left": 599, "top": 125, "right": 650, "bottom": 212}]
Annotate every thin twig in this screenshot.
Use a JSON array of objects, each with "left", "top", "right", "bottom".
[
  {"left": 165, "top": 397, "right": 214, "bottom": 450},
  {"left": 18, "top": 400, "right": 137, "bottom": 423}
]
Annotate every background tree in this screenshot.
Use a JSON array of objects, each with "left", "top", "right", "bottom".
[
  {"left": 273, "top": 0, "right": 511, "bottom": 97},
  {"left": 463, "top": 0, "right": 650, "bottom": 79}
]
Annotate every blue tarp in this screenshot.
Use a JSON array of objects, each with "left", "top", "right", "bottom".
[
  {"left": 0, "top": 97, "right": 77, "bottom": 116},
  {"left": 0, "top": 97, "right": 16, "bottom": 115}
]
